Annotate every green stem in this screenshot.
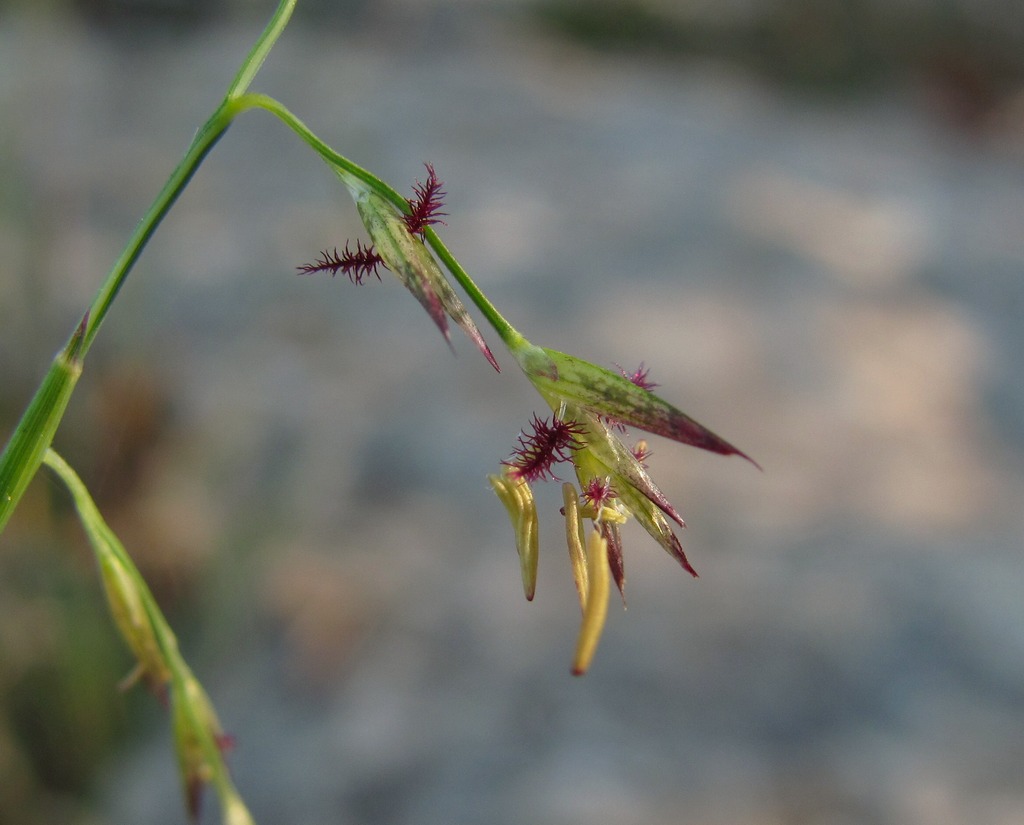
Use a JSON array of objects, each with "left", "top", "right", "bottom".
[
  {"left": 226, "top": 0, "right": 297, "bottom": 99},
  {"left": 231, "top": 94, "right": 407, "bottom": 208},
  {"left": 0, "top": 321, "right": 86, "bottom": 533},
  {"left": 424, "top": 227, "right": 526, "bottom": 351},
  {"left": 0, "top": 0, "right": 297, "bottom": 537}
]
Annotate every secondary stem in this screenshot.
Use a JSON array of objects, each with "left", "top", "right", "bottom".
[{"left": 230, "top": 94, "right": 407, "bottom": 208}]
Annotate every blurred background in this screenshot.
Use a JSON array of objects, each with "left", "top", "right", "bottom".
[{"left": 2, "top": 1, "right": 1023, "bottom": 823}]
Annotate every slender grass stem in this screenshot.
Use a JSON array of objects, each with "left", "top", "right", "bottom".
[
  {"left": 0, "top": 321, "right": 86, "bottom": 533},
  {"left": 0, "top": 1, "right": 297, "bottom": 537},
  {"left": 424, "top": 227, "right": 526, "bottom": 351},
  {"left": 230, "top": 94, "right": 407, "bottom": 208},
  {"left": 226, "top": 0, "right": 297, "bottom": 99}
]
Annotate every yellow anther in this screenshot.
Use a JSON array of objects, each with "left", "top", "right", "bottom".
[
  {"left": 571, "top": 529, "right": 610, "bottom": 676},
  {"left": 562, "top": 483, "right": 589, "bottom": 612},
  {"left": 489, "top": 469, "right": 539, "bottom": 601}
]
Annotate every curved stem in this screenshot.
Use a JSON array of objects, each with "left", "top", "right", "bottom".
[{"left": 231, "top": 94, "right": 407, "bottom": 208}]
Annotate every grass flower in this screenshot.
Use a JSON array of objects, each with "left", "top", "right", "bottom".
[
  {"left": 326, "top": 168, "right": 499, "bottom": 371},
  {"left": 488, "top": 468, "right": 539, "bottom": 601},
  {"left": 402, "top": 162, "right": 448, "bottom": 236},
  {"left": 502, "top": 413, "right": 587, "bottom": 482},
  {"left": 492, "top": 341, "right": 758, "bottom": 674},
  {"left": 296, "top": 240, "right": 385, "bottom": 283},
  {"left": 98, "top": 546, "right": 173, "bottom": 697},
  {"left": 172, "top": 674, "right": 234, "bottom": 821}
]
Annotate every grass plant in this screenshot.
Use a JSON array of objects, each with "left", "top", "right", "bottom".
[{"left": 0, "top": 1, "right": 755, "bottom": 820}]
